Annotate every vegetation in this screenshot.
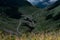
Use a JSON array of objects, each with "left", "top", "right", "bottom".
[
  {"left": 0, "top": 30, "right": 60, "bottom": 40},
  {"left": 0, "top": 0, "right": 60, "bottom": 40}
]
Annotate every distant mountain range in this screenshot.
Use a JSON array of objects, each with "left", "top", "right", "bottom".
[{"left": 27, "top": 0, "right": 58, "bottom": 8}]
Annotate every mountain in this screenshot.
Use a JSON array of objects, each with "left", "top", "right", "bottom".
[
  {"left": 27, "top": 0, "right": 58, "bottom": 8},
  {"left": 0, "top": 0, "right": 60, "bottom": 35},
  {"left": 0, "top": 0, "right": 32, "bottom": 7}
]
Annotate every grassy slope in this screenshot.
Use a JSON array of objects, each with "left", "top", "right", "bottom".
[
  {"left": 18, "top": 5, "right": 60, "bottom": 33},
  {"left": 0, "top": 2, "right": 60, "bottom": 35},
  {"left": 0, "top": 1, "right": 60, "bottom": 40}
]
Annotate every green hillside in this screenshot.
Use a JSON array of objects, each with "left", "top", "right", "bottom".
[{"left": 0, "top": 1, "right": 60, "bottom": 35}]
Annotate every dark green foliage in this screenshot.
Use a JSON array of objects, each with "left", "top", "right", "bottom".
[
  {"left": 4, "top": 7, "right": 23, "bottom": 19},
  {"left": 0, "top": 0, "right": 31, "bottom": 7},
  {"left": 53, "top": 12, "right": 60, "bottom": 20},
  {"left": 0, "top": 0, "right": 32, "bottom": 19},
  {"left": 45, "top": 13, "right": 53, "bottom": 20}
]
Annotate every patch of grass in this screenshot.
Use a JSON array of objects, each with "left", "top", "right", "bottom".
[{"left": 0, "top": 30, "right": 60, "bottom": 40}]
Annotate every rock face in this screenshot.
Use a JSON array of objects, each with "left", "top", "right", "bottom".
[{"left": 19, "top": 16, "right": 36, "bottom": 33}]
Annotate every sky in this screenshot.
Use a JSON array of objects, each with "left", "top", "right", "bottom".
[{"left": 27, "top": 0, "right": 58, "bottom": 5}]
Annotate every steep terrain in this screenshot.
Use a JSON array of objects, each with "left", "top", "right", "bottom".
[{"left": 0, "top": 0, "right": 60, "bottom": 35}]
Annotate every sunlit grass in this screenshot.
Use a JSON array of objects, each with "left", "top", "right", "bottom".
[{"left": 0, "top": 31, "right": 60, "bottom": 40}]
